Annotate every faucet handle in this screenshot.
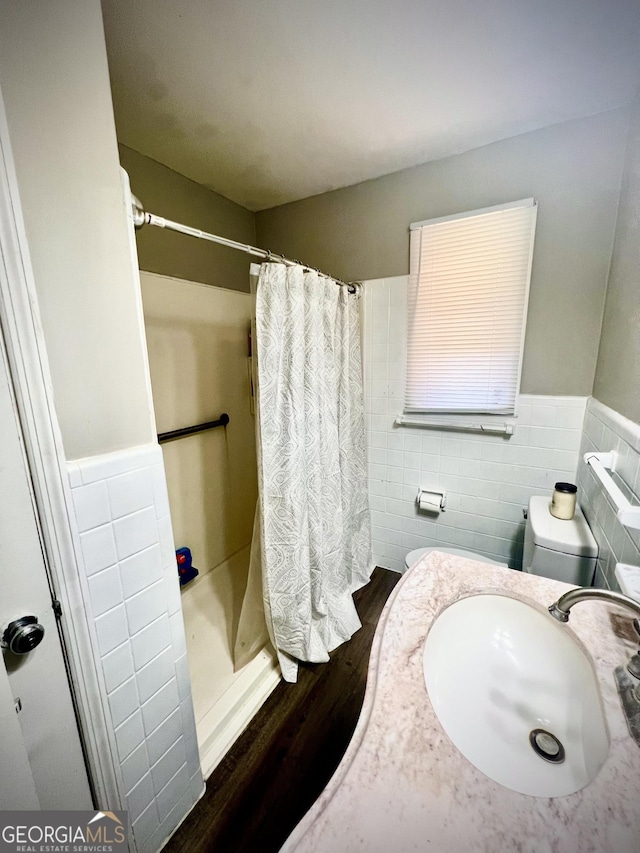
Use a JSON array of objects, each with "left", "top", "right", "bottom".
[{"left": 628, "top": 651, "right": 640, "bottom": 680}]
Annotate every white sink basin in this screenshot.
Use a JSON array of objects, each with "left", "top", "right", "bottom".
[{"left": 423, "top": 593, "right": 609, "bottom": 797}]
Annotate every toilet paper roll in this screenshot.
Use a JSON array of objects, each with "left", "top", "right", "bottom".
[{"left": 418, "top": 490, "right": 444, "bottom": 514}]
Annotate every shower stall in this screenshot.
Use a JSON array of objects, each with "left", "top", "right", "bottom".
[
  {"left": 134, "top": 193, "right": 369, "bottom": 776},
  {"left": 139, "top": 269, "right": 279, "bottom": 779}
]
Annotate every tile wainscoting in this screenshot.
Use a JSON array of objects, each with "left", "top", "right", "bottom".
[
  {"left": 67, "top": 443, "right": 203, "bottom": 853},
  {"left": 363, "top": 276, "right": 586, "bottom": 571},
  {"left": 578, "top": 398, "right": 640, "bottom": 591}
]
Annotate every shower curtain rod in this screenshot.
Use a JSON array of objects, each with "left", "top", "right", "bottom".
[{"left": 131, "top": 194, "right": 360, "bottom": 293}]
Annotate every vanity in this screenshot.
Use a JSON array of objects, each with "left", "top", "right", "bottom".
[{"left": 281, "top": 552, "right": 640, "bottom": 852}]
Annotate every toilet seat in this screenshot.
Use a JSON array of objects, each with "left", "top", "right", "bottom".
[{"left": 404, "top": 546, "right": 504, "bottom": 570}]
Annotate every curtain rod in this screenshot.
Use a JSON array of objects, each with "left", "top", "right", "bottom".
[{"left": 131, "top": 194, "right": 359, "bottom": 294}]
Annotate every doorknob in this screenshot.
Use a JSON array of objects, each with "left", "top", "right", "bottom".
[{"left": 2, "top": 616, "right": 45, "bottom": 655}]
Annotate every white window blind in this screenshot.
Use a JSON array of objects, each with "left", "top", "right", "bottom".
[{"left": 405, "top": 199, "right": 537, "bottom": 416}]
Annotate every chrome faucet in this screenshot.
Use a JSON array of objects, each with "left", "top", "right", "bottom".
[
  {"left": 548, "top": 587, "right": 640, "bottom": 622},
  {"left": 548, "top": 585, "right": 640, "bottom": 747}
]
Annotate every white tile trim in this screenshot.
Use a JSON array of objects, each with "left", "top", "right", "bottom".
[
  {"left": 589, "top": 397, "right": 640, "bottom": 452},
  {"left": 69, "top": 444, "right": 203, "bottom": 851}
]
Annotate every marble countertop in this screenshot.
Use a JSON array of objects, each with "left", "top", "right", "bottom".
[{"left": 281, "top": 552, "right": 640, "bottom": 852}]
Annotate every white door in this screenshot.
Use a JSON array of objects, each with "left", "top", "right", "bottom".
[{"left": 0, "top": 334, "right": 93, "bottom": 810}]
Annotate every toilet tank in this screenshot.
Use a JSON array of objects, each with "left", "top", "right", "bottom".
[{"left": 523, "top": 496, "right": 598, "bottom": 586}]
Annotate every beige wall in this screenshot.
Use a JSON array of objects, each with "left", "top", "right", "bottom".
[
  {"left": 593, "top": 96, "right": 640, "bottom": 425},
  {"left": 140, "top": 272, "right": 257, "bottom": 572},
  {"left": 257, "top": 110, "right": 629, "bottom": 397},
  {"left": 0, "top": 1, "right": 155, "bottom": 459},
  {"left": 120, "top": 145, "right": 256, "bottom": 293}
]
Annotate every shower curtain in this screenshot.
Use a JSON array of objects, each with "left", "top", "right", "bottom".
[{"left": 235, "top": 262, "right": 372, "bottom": 683}]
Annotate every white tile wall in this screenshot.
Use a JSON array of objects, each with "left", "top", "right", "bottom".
[
  {"left": 363, "top": 277, "right": 586, "bottom": 571},
  {"left": 577, "top": 398, "right": 640, "bottom": 590},
  {"left": 68, "top": 444, "right": 203, "bottom": 853}
]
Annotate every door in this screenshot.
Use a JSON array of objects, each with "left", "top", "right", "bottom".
[{"left": 0, "top": 333, "right": 93, "bottom": 810}]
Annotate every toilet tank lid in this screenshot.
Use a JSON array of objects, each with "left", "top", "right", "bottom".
[{"left": 528, "top": 496, "right": 598, "bottom": 557}]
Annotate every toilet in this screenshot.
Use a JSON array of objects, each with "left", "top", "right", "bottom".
[
  {"left": 404, "top": 546, "right": 505, "bottom": 571},
  {"left": 405, "top": 494, "right": 599, "bottom": 583},
  {"left": 523, "top": 495, "right": 598, "bottom": 585}
]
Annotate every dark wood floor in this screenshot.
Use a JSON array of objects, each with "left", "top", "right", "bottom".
[{"left": 165, "top": 567, "right": 400, "bottom": 853}]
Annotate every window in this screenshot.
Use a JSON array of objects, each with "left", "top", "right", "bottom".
[{"left": 404, "top": 199, "right": 537, "bottom": 422}]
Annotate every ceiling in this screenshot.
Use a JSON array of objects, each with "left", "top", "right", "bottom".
[{"left": 101, "top": 0, "right": 640, "bottom": 212}]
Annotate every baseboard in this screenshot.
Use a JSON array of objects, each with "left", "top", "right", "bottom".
[{"left": 197, "top": 646, "right": 281, "bottom": 780}]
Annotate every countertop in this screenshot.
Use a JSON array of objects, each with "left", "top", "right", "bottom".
[{"left": 281, "top": 552, "right": 640, "bottom": 852}]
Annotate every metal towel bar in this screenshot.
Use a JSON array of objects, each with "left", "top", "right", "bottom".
[
  {"left": 395, "top": 415, "right": 514, "bottom": 435},
  {"left": 584, "top": 451, "right": 640, "bottom": 530}
]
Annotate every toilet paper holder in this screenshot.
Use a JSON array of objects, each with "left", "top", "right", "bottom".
[{"left": 417, "top": 489, "right": 446, "bottom": 514}]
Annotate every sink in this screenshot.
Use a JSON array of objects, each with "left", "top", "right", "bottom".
[{"left": 423, "top": 593, "right": 609, "bottom": 797}]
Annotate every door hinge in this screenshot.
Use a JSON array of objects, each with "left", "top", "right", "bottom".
[{"left": 52, "top": 599, "right": 62, "bottom": 619}]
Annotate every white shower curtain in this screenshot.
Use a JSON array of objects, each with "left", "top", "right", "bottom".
[{"left": 236, "top": 262, "right": 372, "bottom": 683}]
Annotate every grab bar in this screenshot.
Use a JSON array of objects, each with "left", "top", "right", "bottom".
[
  {"left": 584, "top": 451, "right": 640, "bottom": 530},
  {"left": 158, "top": 413, "right": 229, "bottom": 444}
]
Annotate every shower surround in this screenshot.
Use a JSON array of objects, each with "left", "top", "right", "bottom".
[{"left": 140, "top": 271, "right": 279, "bottom": 779}]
